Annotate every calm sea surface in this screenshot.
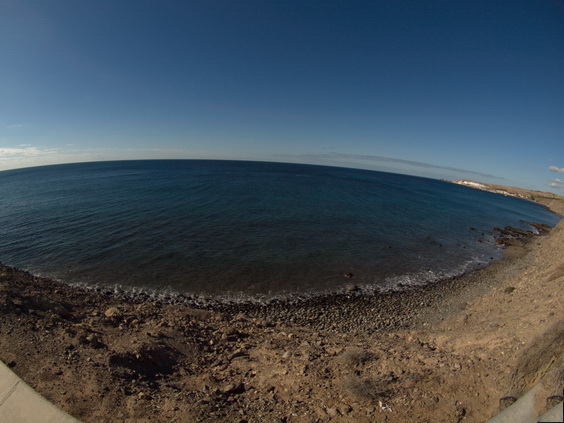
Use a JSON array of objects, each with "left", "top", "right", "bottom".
[{"left": 0, "top": 160, "right": 560, "bottom": 301}]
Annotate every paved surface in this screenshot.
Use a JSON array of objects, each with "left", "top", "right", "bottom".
[
  {"left": 0, "top": 361, "right": 80, "bottom": 423},
  {"left": 537, "top": 401, "right": 563, "bottom": 423},
  {"left": 486, "top": 383, "right": 563, "bottom": 423}
]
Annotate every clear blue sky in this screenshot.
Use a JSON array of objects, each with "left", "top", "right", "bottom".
[{"left": 1, "top": 0, "right": 563, "bottom": 192}]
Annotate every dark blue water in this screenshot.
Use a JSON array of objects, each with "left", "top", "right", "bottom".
[{"left": 0, "top": 160, "right": 559, "bottom": 301}]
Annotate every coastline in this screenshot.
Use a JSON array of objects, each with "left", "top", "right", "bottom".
[{"left": 0, "top": 196, "right": 563, "bottom": 422}]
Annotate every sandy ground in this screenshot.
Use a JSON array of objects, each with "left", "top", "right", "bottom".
[{"left": 0, "top": 192, "right": 562, "bottom": 423}]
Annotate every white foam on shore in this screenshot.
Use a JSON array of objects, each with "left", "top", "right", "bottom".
[{"left": 65, "top": 251, "right": 499, "bottom": 308}]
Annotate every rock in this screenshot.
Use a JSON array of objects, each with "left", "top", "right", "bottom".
[
  {"left": 499, "top": 396, "right": 517, "bottom": 410},
  {"left": 256, "top": 319, "right": 273, "bottom": 328},
  {"left": 338, "top": 403, "right": 352, "bottom": 414},
  {"left": 85, "top": 333, "right": 105, "bottom": 349},
  {"left": 547, "top": 395, "right": 563, "bottom": 409},
  {"left": 344, "top": 273, "right": 354, "bottom": 279},
  {"left": 346, "top": 284, "right": 359, "bottom": 292},
  {"left": 228, "top": 350, "right": 247, "bottom": 361},
  {"left": 222, "top": 382, "right": 245, "bottom": 395},
  {"left": 326, "top": 407, "right": 339, "bottom": 417},
  {"left": 10, "top": 298, "right": 24, "bottom": 307},
  {"left": 104, "top": 307, "right": 121, "bottom": 318}
]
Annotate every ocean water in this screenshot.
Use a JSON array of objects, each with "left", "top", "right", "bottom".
[{"left": 0, "top": 160, "right": 560, "bottom": 301}]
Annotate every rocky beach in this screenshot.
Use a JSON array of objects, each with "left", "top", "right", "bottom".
[{"left": 0, "top": 190, "right": 563, "bottom": 423}]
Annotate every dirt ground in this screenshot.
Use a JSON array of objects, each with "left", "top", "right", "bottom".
[{"left": 1, "top": 193, "right": 562, "bottom": 423}]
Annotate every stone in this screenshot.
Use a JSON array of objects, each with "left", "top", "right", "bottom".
[
  {"left": 11, "top": 298, "right": 24, "bottom": 307},
  {"left": 228, "top": 350, "right": 247, "bottom": 361},
  {"left": 104, "top": 307, "right": 121, "bottom": 318},
  {"left": 346, "top": 284, "right": 359, "bottom": 292},
  {"left": 222, "top": 382, "right": 245, "bottom": 395},
  {"left": 326, "top": 407, "right": 339, "bottom": 417},
  {"left": 499, "top": 396, "right": 517, "bottom": 410}
]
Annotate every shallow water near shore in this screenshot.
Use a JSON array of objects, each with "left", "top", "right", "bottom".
[{"left": 0, "top": 160, "right": 560, "bottom": 301}]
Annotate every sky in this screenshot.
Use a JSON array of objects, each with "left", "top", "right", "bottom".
[{"left": 1, "top": 0, "right": 563, "bottom": 192}]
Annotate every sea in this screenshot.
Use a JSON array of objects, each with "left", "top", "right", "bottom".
[{"left": 0, "top": 160, "right": 560, "bottom": 302}]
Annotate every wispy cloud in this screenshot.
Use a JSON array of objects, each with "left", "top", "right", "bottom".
[
  {"left": 0, "top": 146, "right": 59, "bottom": 158},
  {"left": 0, "top": 145, "right": 222, "bottom": 172},
  {"left": 548, "top": 177, "right": 564, "bottom": 191},
  {"left": 275, "top": 152, "right": 502, "bottom": 179},
  {"left": 548, "top": 165, "right": 564, "bottom": 173}
]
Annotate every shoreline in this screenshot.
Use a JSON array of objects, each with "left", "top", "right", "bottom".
[
  {"left": 1, "top": 197, "right": 563, "bottom": 422},
  {"left": 0, "top": 220, "right": 546, "bottom": 334}
]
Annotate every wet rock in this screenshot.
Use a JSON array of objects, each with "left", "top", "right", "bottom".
[{"left": 346, "top": 284, "right": 359, "bottom": 292}]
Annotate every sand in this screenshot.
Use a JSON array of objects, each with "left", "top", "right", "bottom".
[{"left": 0, "top": 191, "right": 562, "bottom": 422}]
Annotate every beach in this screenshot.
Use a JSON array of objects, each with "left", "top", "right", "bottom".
[{"left": 0, "top": 192, "right": 562, "bottom": 422}]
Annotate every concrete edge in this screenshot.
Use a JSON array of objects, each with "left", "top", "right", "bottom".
[
  {"left": 0, "top": 361, "right": 80, "bottom": 423},
  {"left": 486, "top": 384, "right": 563, "bottom": 423},
  {"left": 537, "top": 401, "right": 563, "bottom": 423}
]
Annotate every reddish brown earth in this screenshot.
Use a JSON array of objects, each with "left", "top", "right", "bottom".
[{"left": 1, "top": 191, "right": 562, "bottom": 423}]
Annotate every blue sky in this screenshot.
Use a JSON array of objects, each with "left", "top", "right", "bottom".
[{"left": 1, "top": 0, "right": 563, "bottom": 192}]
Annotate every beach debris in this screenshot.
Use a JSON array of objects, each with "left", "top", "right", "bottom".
[{"left": 378, "top": 400, "right": 392, "bottom": 412}]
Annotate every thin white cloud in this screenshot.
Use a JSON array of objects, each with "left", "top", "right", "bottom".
[
  {"left": 275, "top": 152, "right": 502, "bottom": 179},
  {"left": 548, "top": 176, "right": 564, "bottom": 191},
  {"left": 0, "top": 146, "right": 58, "bottom": 158},
  {"left": 0, "top": 145, "right": 222, "bottom": 172},
  {"left": 548, "top": 165, "right": 564, "bottom": 173}
]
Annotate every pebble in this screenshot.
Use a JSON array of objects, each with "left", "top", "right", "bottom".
[
  {"left": 326, "top": 407, "right": 339, "bottom": 417},
  {"left": 104, "top": 307, "right": 121, "bottom": 318}
]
